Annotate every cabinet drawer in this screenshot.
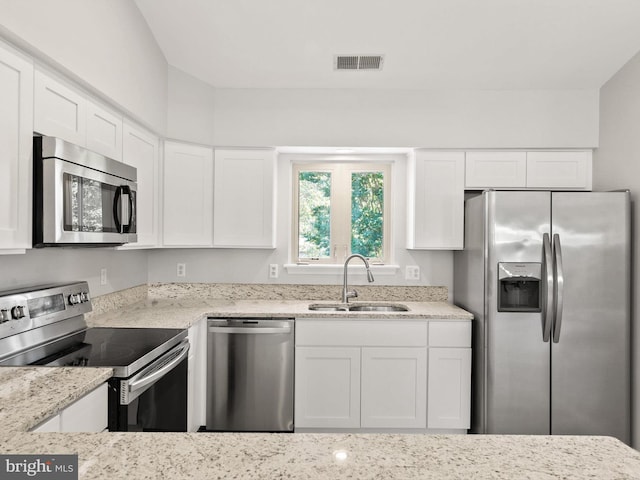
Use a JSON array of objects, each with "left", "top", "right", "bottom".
[
  {"left": 296, "top": 320, "right": 427, "bottom": 347},
  {"left": 429, "top": 321, "right": 471, "bottom": 347}
]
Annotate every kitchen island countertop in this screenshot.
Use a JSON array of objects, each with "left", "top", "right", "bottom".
[{"left": 1, "top": 430, "right": 640, "bottom": 479}]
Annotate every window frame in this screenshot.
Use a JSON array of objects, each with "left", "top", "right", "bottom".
[{"left": 291, "top": 159, "right": 392, "bottom": 265}]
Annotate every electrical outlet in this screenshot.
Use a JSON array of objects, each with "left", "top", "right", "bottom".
[
  {"left": 177, "top": 263, "right": 186, "bottom": 277},
  {"left": 269, "top": 264, "right": 279, "bottom": 279},
  {"left": 405, "top": 265, "right": 420, "bottom": 281},
  {"left": 100, "top": 268, "right": 107, "bottom": 286}
]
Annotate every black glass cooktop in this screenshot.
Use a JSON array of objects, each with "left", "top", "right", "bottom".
[{"left": 1, "top": 327, "right": 186, "bottom": 378}]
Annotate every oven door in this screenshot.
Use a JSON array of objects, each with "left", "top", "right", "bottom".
[
  {"left": 40, "top": 156, "right": 137, "bottom": 245},
  {"left": 109, "top": 340, "right": 189, "bottom": 432}
]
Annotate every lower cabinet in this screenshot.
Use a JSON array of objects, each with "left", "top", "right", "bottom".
[
  {"left": 295, "top": 347, "right": 361, "bottom": 428},
  {"left": 295, "top": 318, "right": 470, "bottom": 432},
  {"left": 30, "top": 383, "right": 108, "bottom": 433},
  {"left": 187, "top": 317, "right": 207, "bottom": 432},
  {"left": 361, "top": 347, "right": 427, "bottom": 428}
]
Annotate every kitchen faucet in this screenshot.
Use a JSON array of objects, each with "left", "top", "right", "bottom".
[{"left": 342, "top": 254, "right": 375, "bottom": 303}]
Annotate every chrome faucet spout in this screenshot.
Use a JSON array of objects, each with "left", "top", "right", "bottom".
[{"left": 342, "top": 254, "right": 375, "bottom": 303}]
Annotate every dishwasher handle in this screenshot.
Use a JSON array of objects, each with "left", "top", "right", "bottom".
[{"left": 208, "top": 325, "right": 292, "bottom": 335}]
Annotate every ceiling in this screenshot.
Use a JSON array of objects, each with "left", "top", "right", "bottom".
[{"left": 135, "top": 0, "right": 640, "bottom": 90}]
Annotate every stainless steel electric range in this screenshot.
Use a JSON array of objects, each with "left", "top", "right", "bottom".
[{"left": 0, "top": 282, "right": 189, "bottom": 432}]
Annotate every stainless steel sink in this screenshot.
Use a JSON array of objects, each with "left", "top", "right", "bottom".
[
  {"left": 308, "top": 303, "right": 349, "bottom": 312},
  {"left": 308, "top": 303, "right": 409, "bottom": 312},
  {"left": 347, "top": 303, "right": 409, "bottom": 312}
]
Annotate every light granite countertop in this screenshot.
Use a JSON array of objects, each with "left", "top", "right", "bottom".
[
  {"left": 4, "top": 287, "right": 638, "bottom": 478},
  {"left": 0, "top": 367, "right": 112, "bottom": 435},
  {"left": 1, "top": 431, "right": 640, "bottom": 479},
  {"left": 87, "top": 298, "right": 472, "bottom": 329}
]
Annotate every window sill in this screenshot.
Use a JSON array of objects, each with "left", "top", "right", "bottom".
[{"left": 283, "top": 264, "right": 400, "bottom": 276}]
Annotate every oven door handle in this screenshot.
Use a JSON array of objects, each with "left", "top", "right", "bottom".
[{"left": 127, "top": 340, "right": 190, "bottom": 395}]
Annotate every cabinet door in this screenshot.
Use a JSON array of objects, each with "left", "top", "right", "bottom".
[
  {"left": 34, "top": 69, "right": 86, "bottom": 145},
  {"left": 121, "top": 123, "right": 159, "bottom": 248},
  {"left": 162, "top": 142, "right": 213, "bottom": 246},
  {"left": 213, "top": 149, "right": 275, "bottom": 248},
  {"left": 361, "top": 347, "right": 427, "bottom": 428},
  {"left": 59, "top": 383, "right": 108, "bottom": 432},
  {"left": 427, "top": 347, "right": 471, "bottom": 429},
  {"left": 526, "top": 151, "right": 592, "bottom": 189},
  {"left": 408, "top": 151, "right": 464, "bottom": 249},
  {"left": 295, "top": 347, "right": 360, "bottom": 428},
  {"left": 86, "top": 100, "right": 123, "bottom": 160},
  {"left": 0, "top": 43, "right": 33, "bottom": 251},
  {"left": 465, "top": 151, "right": 527, "bottom": 188}
]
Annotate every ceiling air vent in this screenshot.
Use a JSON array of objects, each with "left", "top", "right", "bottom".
[{"left": 334, "top": 55, "right": 384, "bottom": 71}]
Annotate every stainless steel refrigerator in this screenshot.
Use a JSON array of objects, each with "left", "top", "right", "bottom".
[{"left": 454, "top": 190, "right": 630, "bottom": 444}]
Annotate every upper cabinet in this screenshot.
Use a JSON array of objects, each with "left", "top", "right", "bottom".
[
  {"left": 407, "top": 150, "right": 465, "bottom": 250},
  {"left": 213, "top": 149, "right": 276, "bottom": 248},
  {"left": 34, "top": 68, "right": 123, "bottom": 160},
  {"left": 120, "top": 122, "right": 160, "bottom": 248},
  {"left": 465, "top": 151, "right": 527, "bottom": 188},
  {"left": 86, "top": 100, "right": 123, "bottom": 161},
  {"left": 0, "top": 42, "right": 33, "bottom": 253},
  {"left": 162, "top": 141, "right": 214, "bottom": 247},
  {"left": 464, "top": 150, "right": 592, "bottom": 190},
  {"left": 525, "top": 151, "right": 592, "bottom": 189}
]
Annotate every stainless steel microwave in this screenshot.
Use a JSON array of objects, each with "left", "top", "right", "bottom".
[{"left": 33, "top": 136, "right": 137, "bottom": 247}]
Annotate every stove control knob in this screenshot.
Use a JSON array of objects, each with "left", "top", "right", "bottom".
[
  {"left": 0, "top": 309, "right": 10, "bottom": 323},
  {"left": 68, "top": 294, "right": 81, "bottom": 305},
  {"left": 80, "top": 292, "right": 89, "bottom": 303},
  {"left": 11, "top": 305, "right": 25, "bottom": 320}
]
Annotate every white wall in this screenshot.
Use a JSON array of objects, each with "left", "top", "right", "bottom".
[
  {"left": 0, "top": 249, "right": 148, "bottom": 297},
  {"left": 148, "top": 153, "right": 455, "bottom": 294},
  {"left": 593, "top": 48, "right": 640, "bottom": 449},
  {"left": 167, "top": 66, "right": 216, "bottom": 145},
  {"left": 0, "top": 0, "right": 168, "bottom": 133},
  {"left": 212, "top": 88, "right": 599, "bottom": 148}
]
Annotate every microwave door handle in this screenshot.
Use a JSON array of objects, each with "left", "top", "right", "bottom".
[
  {"left": 120, "top": 185, "right": 132, "bottom": 231},
  {"left": 113, "top": 186, "right": 123, "bottom": 233}
]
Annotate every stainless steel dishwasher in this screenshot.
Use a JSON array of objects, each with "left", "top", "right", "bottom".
[{"left": 206, "top": 317, "right": 295, "bottom": 432}]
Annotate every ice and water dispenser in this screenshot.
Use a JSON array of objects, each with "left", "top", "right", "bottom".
[{"left": 497, "top": 263, "right": 542, "bottom": 312}]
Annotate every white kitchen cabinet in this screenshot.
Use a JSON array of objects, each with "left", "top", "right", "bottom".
[
  {"left": 427, "top": 321, "right": 471, "bottom": 430},
  {"left": 120, "top": 122, "right": 160, "bottom": 248},
  {"left": 213, "top": 149, "right": 276, "bottom": 248},
  {"left": 295, "top": 346, "right": 361, "bottom": 429},
  {"left": 34, "top": 68, "right": 124, "bottom": 160},
  {"left": 295, "top": 319, "right": 433, "bottom": 431},
  {"left": 361, "top": 347, "right": 427, "bottom": 428},
  {"left": 464, "top": 150, "right": 592, "bottom": 191},
  {"left": 30, "top": 383, "right": 108, "bottom": 433},
  {"left": 187, "top": 317, "right": 207, "bottom": 432},
  {"left": 0, "top": 42, "right": 33, "bottom": 253},
  {"left": 86, "top": 100, "right": 123, "bottom": 160},
  {"left": 465, "top": 151, "right": 527, "bottom": 188},
  {"left": 162, "top": 141, "right": 213, "bottom": 247},
  {"left": 34, "top": 68, "right": 86, "bottom": 145},
  {"left": 526, "top": 151, "right": 592, "bottom": 189},
  {"left": 407, "top": 150, "right": 464, "bottom": 250},
  {"left": 30, "top": 414, "right": 60, "bottom": 433}
]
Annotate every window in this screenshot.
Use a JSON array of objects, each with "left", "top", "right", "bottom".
[{"left": 292, "top": 161, "right": 391, "bottom": 264}]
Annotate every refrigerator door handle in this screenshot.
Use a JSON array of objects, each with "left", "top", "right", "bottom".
[
  {"left": 552, "top": 234, "right": 565, "bottom": 343},
  {"left": 542, "top": 233, "right": 554, "bottom": 342}
]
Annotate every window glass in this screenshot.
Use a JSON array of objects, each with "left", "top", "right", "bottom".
[
  {"left": 293, "top": 162, "right": 390, "bottom": 264},
  {"left": 298, "top": 171, "right": 332, "bottom": 259}
]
